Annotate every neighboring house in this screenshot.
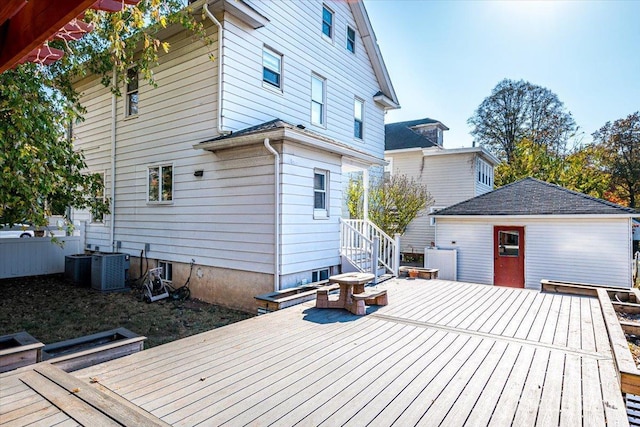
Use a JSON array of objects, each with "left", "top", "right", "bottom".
[
  {"left": 71, "top": 0, "right": 399, "bottom": 311},
  {"left": 431, "top": 178, "right": 639, "bottom": 289},
  {"left": 384, "top": 118, "right": 499, "bottom": 255}
]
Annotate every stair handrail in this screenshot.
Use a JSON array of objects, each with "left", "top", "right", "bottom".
[
  {"left": 339, "top": 218, "right": 373, "bottom": 274},
  {"left": 340, "top": 218, "right": 399, "bottom": 276}
]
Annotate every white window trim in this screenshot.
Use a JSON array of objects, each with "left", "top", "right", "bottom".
[
  {"left": 321, "top": 4, "right": 334, "bottom": 42},
  {"left": 125, "top": 67, "right": 138, "bottom": 118},
  {"left": 354, "top": 97, "right": 364, "bottom": 140},
  {"left": 312, "top": 268, "right": 330, "bottom": 282},
  {"left": 311, "top": 74, "right": 327, "bottom": 128},
  {"left": 429, "top": 206, "right": 444, "bottom": 226},
  {"left": 90, "top": 170, "right": 106, "bottom": 225},
  {"left": 262, "top": 45, "right": 283, "bottom": 92},
  {"left": 346, "top": 25, "right": 356, "bottom": 53},
  {"left": 147, "top": 162, "right": 174, "bottom": 205},
  {"left": 313, "top": 169, "right": 329, "bottom": 219},
  {"left": 158, "top": 260, "right": 173, "bottom": 283}
]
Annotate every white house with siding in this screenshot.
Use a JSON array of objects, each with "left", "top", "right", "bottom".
[
  {"left": 384, "top": 118, "right": 499, "bottom": 256},
  {"left": 71, "top": 0, "right": 399, "bottom": 311},
  {"left": 431, "top": 178, "right": 639, "bottom": 289}
]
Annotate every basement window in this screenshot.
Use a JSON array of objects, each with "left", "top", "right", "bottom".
[
  {"left": 158, "top": 261, "right": 173, "bottom": 282},
  {"left": 312, "top": 268, "right": 330, "bottom": 282}
]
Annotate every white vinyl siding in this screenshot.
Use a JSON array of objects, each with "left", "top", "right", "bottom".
[
  {"left": 280, "top": 144, "right": 342, "bottom": 276},
  {"left": 221, "top": 1, "right": 385, "bottom": 159},
  {"left": 436, "top": 217, "right": 633, "bottom": 289},
  {"left": 388, "top": 151, "right": 480, "bottom": 253}
]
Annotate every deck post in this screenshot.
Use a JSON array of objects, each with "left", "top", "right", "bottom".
[
  {"left": 372, "top": 236, "right": 379, "bottom": 283},
  {"left": 394, "top": 233, "right": 401, "bottom": 277}
]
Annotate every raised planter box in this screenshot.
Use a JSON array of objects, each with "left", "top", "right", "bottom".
[
  {"left": 0, "top": 331, "right": 44, "bottom": 373},
  {"left": 398, "top": 266, "right": 439, "bottom": 280},
  {"left": 255, "top": 280, "right": 329, "bottom": 314},
  {"left": 541, "top": 279, "right": 640, "bottom": 394},
  {"left": 42, "top": 327, "right": 145, "bottom": 372}
]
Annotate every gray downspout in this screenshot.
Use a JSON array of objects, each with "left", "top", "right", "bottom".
[{"left": 264, "top": 138, "right": 280, "bottom": 292}]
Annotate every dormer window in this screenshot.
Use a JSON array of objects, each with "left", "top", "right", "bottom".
[{"left": 322, "top": 5, "right": 333, "bottom": 39}]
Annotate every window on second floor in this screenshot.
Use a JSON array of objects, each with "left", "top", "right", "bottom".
[
  {"left": 262, "top": 46, "right": 282, "bottom": 89},
  {"left": 354, "top": 98, "right": 364, "bottom": 139},
  {"left": 314, "top": 170, "right": 328, "bottom": 218},
  {"left": 346, "top": 26, "right": 356, "bottom": 53},
  {"left": 476, "top": 158, "right": 493, "bottom": 187},
  {"left": 311, "top": 74, "right": 326, "bottom": 126},
  {"left": 322, "top": 5, "right": 333, "bottom": 39},
  {"left": 148, "top": 164, "right": 173, "bottom": 203},
  {"left": 126, "top": 67, "right": 138, "bottom": 117},
  {"left": 384, "top": 157, "right": 393, "bottom": 181}
]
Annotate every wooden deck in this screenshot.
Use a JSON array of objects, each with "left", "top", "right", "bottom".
[{"left": 0, "top": 279, "right": 629, "bottom": 426}]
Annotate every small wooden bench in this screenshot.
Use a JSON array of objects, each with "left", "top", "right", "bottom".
[
  {"left": 351, "top": 289, "right": 388, "bottom": 315},
  {"left": 315, "top": 283, "right": 341, "bottom": 308}
]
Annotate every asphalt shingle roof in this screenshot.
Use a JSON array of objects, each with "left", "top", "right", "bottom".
[
  {"left": 435, "top": 177, "right": 638, "bottom": 216},
  {"left": 385, "top": 117, "right": 441, "bottom": 150}
]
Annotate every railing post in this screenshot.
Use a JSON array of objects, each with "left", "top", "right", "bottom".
[
  {"left": 372, "top": 236, "right": 379, "bottom": 283},
  {"left": 394, "top": 233, "right": 401, "bottom": 277}
]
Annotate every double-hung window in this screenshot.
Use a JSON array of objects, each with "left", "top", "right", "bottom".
[
  {"left": 322, "top": 5, "right": 333, "bottom": 39},
  {"left": 126, "top": 67, "right": 138, "bottom": 117},
  {"left": 354, "top": 98, "right": 364, "bottom": 139},
  {"left": 262, "top": 47, "right": 282, "bottom": 89},
  {"left": 314, "top": 170, "right": 328, "bottom": 218},
  {"left": 311, "top": 74, "right": 326, "bottom": 126},
  {"left": 346, "top": 26, "right": 356, "bottom": 53},
  {"left": 148, "top": 164, "right": 173, "bottom": 203}
]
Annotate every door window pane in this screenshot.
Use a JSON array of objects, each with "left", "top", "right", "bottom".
[{"left": 498, "top": 231, "right": 519, "bottom": 256}]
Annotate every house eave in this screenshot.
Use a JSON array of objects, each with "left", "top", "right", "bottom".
[
  {"left": 431, "top": 214, "right": 639, "bottom": 220},
  {"left": 421, "top": 146, "right": 501, "bottom": 165},
  {"left": 194, "top": 128, "right": 386, "bottom": 166},
  {"left": 373, "top": 93, "right": 400, "bottom": 110}
]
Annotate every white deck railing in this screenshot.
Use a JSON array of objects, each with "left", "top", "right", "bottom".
[{"left": 340, "top": 218, "right": 399, "bottom": 277}]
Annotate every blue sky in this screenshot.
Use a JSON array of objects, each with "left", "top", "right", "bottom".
[{"left": 364, "top": 0, "right": 640, "bottom": 148}]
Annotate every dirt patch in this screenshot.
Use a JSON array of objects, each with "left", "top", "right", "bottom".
[{"left": 0, "top": 274, "right": 253, "bottom": 349}]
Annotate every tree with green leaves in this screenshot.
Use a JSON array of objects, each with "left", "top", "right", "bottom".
[
  {"left": 592, "top": 112, "right": 640, "bottom": 208},
  {"left": 0, "top": 0, "right": 210, "bottom": 229},
  {"left": 346, "top": 174, "right": 433, "bottom": 236},
  {"left": 468, "top": 79, "right": 577, "bottom": 163},
  {"left": 494, "top": 138, "right": 610, "bottom": 199}
]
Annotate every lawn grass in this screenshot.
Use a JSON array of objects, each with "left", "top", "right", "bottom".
[{"left": 0, "top": 274, "right": 253, "bottom": 349}]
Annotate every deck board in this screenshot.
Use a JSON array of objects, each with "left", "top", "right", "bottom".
[{"left": 0, "top": 279, "right": 629, "bottom": 426}]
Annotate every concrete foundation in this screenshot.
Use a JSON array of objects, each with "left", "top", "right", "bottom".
[{"left": 129, "top": 257, "right": 273, "bottom": 313}]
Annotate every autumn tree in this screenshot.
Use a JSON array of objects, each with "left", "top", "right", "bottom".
[
  {"left": 346, "top": 174, "right": 433, "bottom": 236},
  {"left": 0, "top": 0, "right": 209, "bottom": 228},
  {"left": 495, "top": 139, "right": 610, "bottom": 199},
  {"left": 592, "top": 112, "right": 640, "bottom": 208},
  {"left": 468, "top": 79, "right": 577, "bottom": 163}
]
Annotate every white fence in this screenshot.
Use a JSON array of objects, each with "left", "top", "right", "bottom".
[
  {"left": 424, "top": 248, "right": 457, "bottom": 280},
  {"left": 0, "top": 236, "right": 83, "bottom": 279}
]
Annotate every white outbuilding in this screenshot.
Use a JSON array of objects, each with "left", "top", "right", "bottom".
[{"left": 430, "top": 178, "right": 639, "bottom": 289}]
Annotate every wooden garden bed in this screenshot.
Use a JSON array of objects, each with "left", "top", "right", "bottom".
[
  {"left": 0, "top": 331, "right": 44, "bottom": 373},
  {"left": 542, "top": 279, "right": 640, "bottom": 394}
]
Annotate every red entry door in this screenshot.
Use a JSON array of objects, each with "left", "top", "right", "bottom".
[{"left": 494, "top": 226, "right": 525, "bottom": 288}]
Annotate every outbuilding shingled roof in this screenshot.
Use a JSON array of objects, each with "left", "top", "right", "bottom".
[{"left": 434, "top": 177, "right": 639, "bottom": 216}]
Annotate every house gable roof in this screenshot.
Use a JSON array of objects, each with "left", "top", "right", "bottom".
[
  {"left": 385, "top": 117, "right": 447, "bottom": 151},
  {"left": 434, "top": 177, "right": 639, "bottom": 217},
  {"left": 349, "top": 1, "right": 399, "bottom": 109}
]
